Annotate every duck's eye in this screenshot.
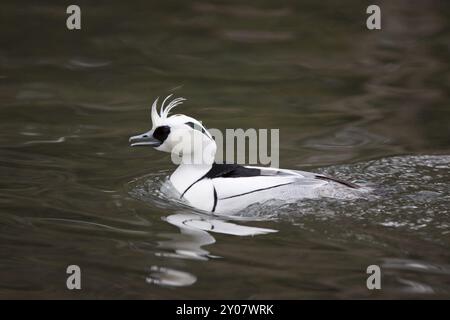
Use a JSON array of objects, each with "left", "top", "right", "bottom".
[
  {"left": 153, "top": 125, "right": 171, "bottom": 143},
  {"left": 185, "top": 122, "right": 206, "bottom": 134}
]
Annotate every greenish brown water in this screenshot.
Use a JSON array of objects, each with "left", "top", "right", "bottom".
[{"left": 0, "top": 1, "right": 449, "bottom": 299}]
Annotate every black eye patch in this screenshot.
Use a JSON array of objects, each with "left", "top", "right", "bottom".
[
  {"left": 153, "top": 125, "right": 171, "bottom": 143},
  {"left": 185, "top": 122, "right": 206, "bottom": 134}
]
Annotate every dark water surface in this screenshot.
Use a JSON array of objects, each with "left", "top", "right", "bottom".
[{"left": 0, "top": 1, "right": 449, "bottom": 298}]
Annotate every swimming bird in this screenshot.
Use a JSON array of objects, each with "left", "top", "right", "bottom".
[{"left": 129, "top": 95, "right": 362, "bottom": 214}]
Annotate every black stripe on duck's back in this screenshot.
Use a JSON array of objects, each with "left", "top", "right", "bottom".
[
  {"left": 205, "top": 163, "right": 261, "bottom": 179},
  {"left": 180, "top": 164, "right": 261, "bottom": 199}
]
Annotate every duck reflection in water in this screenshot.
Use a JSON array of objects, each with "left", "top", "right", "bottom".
[
  {"left": 158, "top": 212, "right": 277, "bottom": 261},
  {"left": 147, "top": 213, "right": 276, "bottom": 287}
]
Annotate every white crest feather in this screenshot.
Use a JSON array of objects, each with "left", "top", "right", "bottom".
[
  {"left": 150, "top": 95, "right": 186, "bottom": 128},
  {"left": 151, "top": 97, "right": 160, "bottom": 129}
]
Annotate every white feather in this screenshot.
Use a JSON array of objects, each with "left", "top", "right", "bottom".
[
  {"left": 150, "top": 95, "right": 187, "bottom": 129},
  {"left": 151, "top": 97, "right": 161, "bottom": 128}
]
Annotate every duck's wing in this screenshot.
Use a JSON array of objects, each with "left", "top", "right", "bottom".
[
  {"left": 206, "top": 163, "right": 312, "bottom": 179},
  {"left": 244, "top": 165, "right": 359, "bottom": 188},
  {"left": 209, "top": 164, "right": 358, "bottom": 202},
  {"left": 208, "top": 164, "right": 312, "bottom": 201},
  {"left": 188, "top": 164, "right": 360, "bottom": 213}
]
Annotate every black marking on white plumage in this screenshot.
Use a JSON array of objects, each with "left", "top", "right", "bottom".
[
  {"left": 205, "top": 163, "right": 261, "bottom": 178},
  {"left": 219, "top": 182, "right": 294, "bottom": 200},
  {"left": 180, "top": 163, "right": 262, "bottom": 199},
  {"left": 212, "top": 187, "right": 218, "bottom": 212},
  {"left": 153, "top": 125, "right": 170, "bottom": 144},
  {"left": 185, "top": 121, "right": 207, "bottom": 134}
]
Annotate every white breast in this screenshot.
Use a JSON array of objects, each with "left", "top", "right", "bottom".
[{"left": 182, "top": 179, "right": 215, "bottom": 212}]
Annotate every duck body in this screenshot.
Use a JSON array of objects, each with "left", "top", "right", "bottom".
[{"left": 170, "top": 162, "right": 360, "bottom": 214}]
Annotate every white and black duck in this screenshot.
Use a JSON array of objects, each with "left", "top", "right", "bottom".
[{"left": 129, "top": 95, "right": 364, "bottom": 214}]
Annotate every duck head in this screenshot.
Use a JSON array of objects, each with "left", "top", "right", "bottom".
[{"left": 129, "top": 95, "right": 216, "bottom": 165}]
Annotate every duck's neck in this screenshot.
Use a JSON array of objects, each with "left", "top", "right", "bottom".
[
  {"left": 169, "top": 143, "right": 216, "bottom": 196},
  {"left": 170, "top": 163, "right": 213, "bottom": 196}
]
